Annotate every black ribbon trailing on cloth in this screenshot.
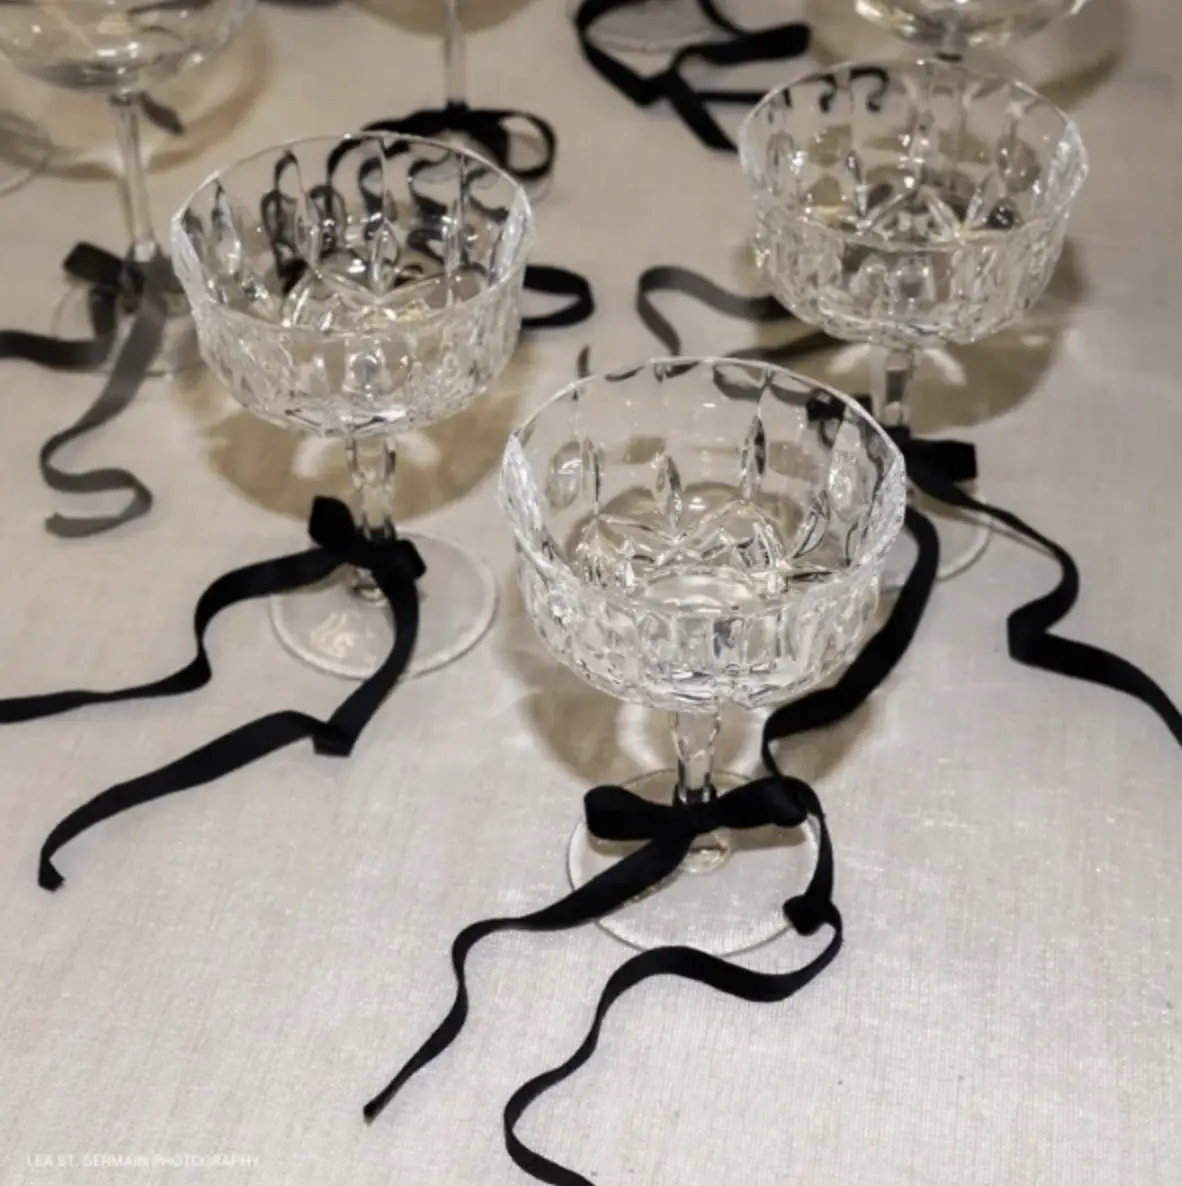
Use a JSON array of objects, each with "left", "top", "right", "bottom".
[
  {"left": 360, "top": 105, "right": 594, "bottom": 330},
  {"left": 0, "top": 97, "right": 185, "bottom": 536},
  {"left": 0, "top": 497, "right": 424, "bottom": 889},
  {"left": 572, "top": 0, "right": 812, "bottom": 152},
  {"left": 358, "top": 275, "right": 938, "bottom": 1184},
  {"left": 364, "top": 771, "right": 843, "bottom": 1186}
]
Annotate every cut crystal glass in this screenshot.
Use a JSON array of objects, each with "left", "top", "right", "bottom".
[
  {"left": 174, "top": 133, "right": 534, "bottom": 679},
  {"left": 738, "top": 60, "right": 1087, "bottom": 585},
  {"left": 502, "top": 357, "right": 906, "bottom": 954}
]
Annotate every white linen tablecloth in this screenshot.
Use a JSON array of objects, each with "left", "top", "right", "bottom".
[{"left": 1, "top": 1, "right": 1180, "bottom": 1183}]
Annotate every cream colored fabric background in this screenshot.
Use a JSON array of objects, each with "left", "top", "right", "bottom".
[{"left": 0, "top": 0, "right": 1179, "bottom": 1182}]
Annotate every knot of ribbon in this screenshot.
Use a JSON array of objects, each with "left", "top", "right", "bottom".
[
  {"left": 573, "top": 0, "right": 812, "bottom": 153},
  {"left": 0, "top": 496, "right": 425, "bottom": 887},
  {"left": 307, "top": 496, "right": 426, "bottom": 587},
  {"left": 16, "top": 243, "right": 182, "bottom": 537},
  {"left": 362, "top": 770, "right": 838, "bottom": 1155},
  {"left": 586, "top": 775, "right": 807, "bottom": 842}
]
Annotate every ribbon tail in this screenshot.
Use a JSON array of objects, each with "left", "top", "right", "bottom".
[
  {"left": 363, "top": 834, "right": 690, "bottom": 1122},
  {"left": 502, "top": 785, "right": 840, "bottom": 1185},
  {"left": 907, "top": 475, "right": 1182, "bottom": 748}
]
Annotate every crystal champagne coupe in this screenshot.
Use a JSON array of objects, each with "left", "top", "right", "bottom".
[
  {"left": 501, "top": 357, "right": 906, "bottom": 954},
  {"left": 0, "top": 0, "right": 254, "bottom": 376},
  {"left": 173, "top": 133, "right": 533, "bottom": 679},
  {"left": 855, "top": 0, "right": 1090, "bottom": 61},
  {"left": 738, "top": 60, "right": 1087, "bottom": 584}
]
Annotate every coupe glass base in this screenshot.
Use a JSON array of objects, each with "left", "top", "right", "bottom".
[
  {"left": 52, "top": 280, "right": 201, "bottom": 377},
  {"left": 566, "top": 0, "right": 720, "bottom": 52},
  {"left": 269, "top": 531, "right": 496, "bottom": 681},
  {"left": 882, "top": 486, "right": 992, "bottom": 592},
  {"left": 568, "top": 769, "right": 818, "bottom": 956}
]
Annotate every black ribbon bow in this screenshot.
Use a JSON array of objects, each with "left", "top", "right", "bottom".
[
  {"left": 573, "top": 0, "right": 812, "bottom": 153},
  {"left": 364, "top": 770, "right": 841, "bottom": 1186},
  {"left": 0, "top": 242, "right": 171, "bottom": 536},
  {"left": 0, "top": 496, "right": 424, "bottom": 888},
  {"left": 0, "top": 100, "right": 185, "bottom": 534}
]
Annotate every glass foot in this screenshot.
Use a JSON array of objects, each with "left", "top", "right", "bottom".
[
  {"left": 269, "top": 531, "right": 496, "bottom": 681},
  {"left": 51, "top": 279, "right": 201, "bottom": 377},
  {"left": 883, "top": 484, "right": 992, "bottom": 593},
  {"left": 568, "top": 768, "right": 817, "bottom": 956},
  {"left": 0, "top": 111, "right": 50, "bottom": 196},
  {"left": 568, "top": 0, "right": 722, "bottom": 52}
]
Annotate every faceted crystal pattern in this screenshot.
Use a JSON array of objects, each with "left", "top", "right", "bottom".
[
  {"left": 501, "top": 359, "right": 907, "bottom": 713},
  {"left": 0, "top": 0, "right": 252, "bottom": 95},
  {"left": 738, "top": 61, "right": 1088, "bottom": 350},
  {"left": 855, "top": 0, "right": 1089, "bottom": 51},
  {"left": 172, "top": 134, "right": 533, "bottom": 437}
]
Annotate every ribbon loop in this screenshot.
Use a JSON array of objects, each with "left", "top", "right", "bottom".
[
  {"left": 306, "top": 495, "right": 426, "bottom": 583},
  {"left": 573, "top": 0, "right": 812, "bottom": 153},
  {"left": 364, "top": 771, "right": 830, "bottom": 1133},
  {"left": 0, "top": 497, "right": 424, "bottom": 886}
]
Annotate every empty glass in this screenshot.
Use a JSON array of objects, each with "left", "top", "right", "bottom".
[
  {"left": 502, "top": 357, "right": 906, "bottom": 954},
  {"left": 0, "top": 0, "right": 253, "bottom": 375},
  {"left": 856, "top": 0, "right": 1090, "bottom": 58},
  {"left": 173, "top": 133, "right": 533, "bottom": 679},
  {"left": 738, "top": 60, "right": 1087, "bottom": 583}
]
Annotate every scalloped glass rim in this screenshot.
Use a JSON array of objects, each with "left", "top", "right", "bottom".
[
  {"left": 499, "top": 355, "right": 908, "bottom": 621},
  {"left": 737, "top": 58, "right": 1089, "bottom": 257},
  {"left": 169, "top": 130, "right": 535, "bottom": 348}
]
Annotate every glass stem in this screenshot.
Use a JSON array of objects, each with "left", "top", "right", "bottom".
[
  {"left": 936, "top": 19, "right": 966, "bottom": 61},
  {"left": 109, "top": 94, "right": 160, "bottom": 265},
  {"left": 346, "top": 435, "right": 397, "bottom": 602},
  {"left": 442, "top": 0, "right": 466, "bottom": 108},
  {"left": 671, "top": 710, "right": 730, "bottom": 872},
  {"left": 873, "top": 346, "right": 917, "bottom": 430}
]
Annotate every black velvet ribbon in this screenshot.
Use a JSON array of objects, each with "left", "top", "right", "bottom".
[
  {"left": 572, "top": 0, "right": 812, "bottom": 152},
  {"left": 0, "top": 496, "right": 424, "bottom": 889},
  {"left": 0, "top": 98, "right": 183, "bottom": 535}
]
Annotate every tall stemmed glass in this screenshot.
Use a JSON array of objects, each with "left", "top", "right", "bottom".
[
  {"left": 502, "top": 357, "right": 906, "bottom": 954},
  {"left": 855, "top": 0, "right": 1090, "bottom": 62},
  {"left": 0, "top": 0, "right": 254, "bottom": 376},
  {"left": 738, "top": 60, "right": 1087, "bottom": 584},
  {"left": 173, "top": 133, "right": 533, "bottom": 680}
]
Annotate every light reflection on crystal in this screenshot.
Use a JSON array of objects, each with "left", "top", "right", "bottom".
[{"left": 502, "top": 359, "right": 906, "bottom": 713}]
